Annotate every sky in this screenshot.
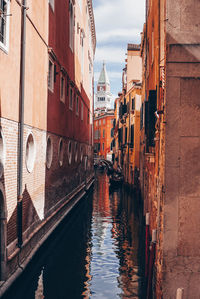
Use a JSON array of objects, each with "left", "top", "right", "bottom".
[{"left": 93, "top": 0, "right": 145, "bottom": 107}]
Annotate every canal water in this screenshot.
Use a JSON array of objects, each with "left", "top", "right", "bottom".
[{"left": 3, "top": 173, "right": 145, "bottom": 299}]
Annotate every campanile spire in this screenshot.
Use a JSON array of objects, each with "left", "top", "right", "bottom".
[{"left": 95, "top": 62, "right": 112, "bottom": 110}]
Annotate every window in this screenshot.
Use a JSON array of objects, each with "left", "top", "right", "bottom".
[
  {"left": 80, "top": 145, "right": 83, "bottom": 162},
  {"left": 94, "top": 130, "right": 98, "bottom": 140},
  {"left": 125, "top": 127, "right": 127, "bottom": 144},
  {"left": 131, "top": 98, "right": 135, "bottom": 111},
  {"left": 58, "top": 139, "right": 64, "bottom": 166},
  {"left": 69, "top": 88, "right": 73, "bottom": 110},
  {"left": 26, "top": 133, "right": 36, "bottom": 173},
  {"left": 48, "top": 0, "right": 54, "bottom": 11},
  {"left": 48, "top": 59, "right": 54, "bottom": 92},
  {"left": 76, "top": 96, "right": 79, "bottom": 115},
  {"left": 46, "top": 136, "right": 53, "bottom": 169},
  {"left": 102, "top": 143, "right": 104, "bottom": 151},
  {"left": 74, "top": 142, "right": 78, "bottom": 162},
  {"left": 87, "top": 109, "right": 89, "bottom": 124},
  {"left": 68, "top": 141, "right": 72, "bottom": 165},
  {"left": 0, "top": 0, "right": 10, "bottom": 52},
  {"left": 103, "top": 129, "right": 105, "bottom": 138},
  {"left": 130, "top": 125, "right": 134, "bottom": 148},
  {"left": 81, "top": 101, "right": 83, "bottom": 120},
  {"left": 98, "top": 97, "right": 105, "bottom": 102},
  {"left": 103, "top": 119, "right": 105, "bottom": 125},
  {"left": 145, "top": 90, "right": 157, "bottom": 148},
  {"left": 99, "top": 120, "right": 101, "bottom": 125},
  {"left": 60, "top": 75, "right": 65, "bottom": 103},
  {"left": 69, "top": 1, "right": 74, "bottom": 51}
]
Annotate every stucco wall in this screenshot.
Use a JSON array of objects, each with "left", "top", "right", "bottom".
[{"left": 127, "top": 51, "right": 142, "bottom": 92}]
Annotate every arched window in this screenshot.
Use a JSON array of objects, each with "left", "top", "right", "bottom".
[
  {"left": 46, "top": 136, "right": 53, "bottom": 169},
  {"left": 80, "top": 145, "right": 83, "bottom": 162},
  {"left": 58, "top": 138, "right": 64, "bottom": 166},
  {"left": 68, "top": 141, "right": 72, "bottom": 165},
  {"left": 74, "top": 142, "right": 78, "bottom": 162}
]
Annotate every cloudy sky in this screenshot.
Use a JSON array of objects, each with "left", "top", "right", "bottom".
[{"left": 93, "top": 0, "right": 145, "bottom": 106}]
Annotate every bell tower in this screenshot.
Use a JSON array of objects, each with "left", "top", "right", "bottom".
[{"left": 95, "top": 62, "right": 112, "bottom": 110}]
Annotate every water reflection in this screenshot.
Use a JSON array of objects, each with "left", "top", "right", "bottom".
[{"left": 3, "top": 173, "right": 144, "bottom": 299}]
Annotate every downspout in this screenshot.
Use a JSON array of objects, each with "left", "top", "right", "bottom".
[{"left": 17, "top": 0, "right": 27, "bottom": 248}]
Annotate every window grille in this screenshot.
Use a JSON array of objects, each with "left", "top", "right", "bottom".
[{"left": 0, "top": 0, "right": 10, "bottom": 51}]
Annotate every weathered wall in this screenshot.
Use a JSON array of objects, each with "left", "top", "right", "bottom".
[
  {"left": 127, "top": 51, "right": 142, "bottom": 92},
  {"left": 163, "top": 0, "right": 200, "bottom": 297}
]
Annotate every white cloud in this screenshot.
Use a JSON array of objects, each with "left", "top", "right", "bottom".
[
  {"left": 94, "top": 0, "right": 145, "bottom": 40},
  {"left": 97, "top": 28, "right": 142, "bottom": 44},
  {"left": 95, "top": 46, "right": 126, "bottom": 64},
  {"left": 93, "top": 0, "right": 145, "bottom": 96}
]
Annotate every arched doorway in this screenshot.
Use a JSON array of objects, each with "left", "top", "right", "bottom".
[{"left": 0, "top": 189, "right": 7, "bottom": 281}]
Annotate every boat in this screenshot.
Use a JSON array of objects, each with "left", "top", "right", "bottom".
[{"left": 109, "top": 172, "right": 124, "bottom": 188}]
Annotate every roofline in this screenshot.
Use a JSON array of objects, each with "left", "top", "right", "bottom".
[
  {"left": 94, "top": 113, "right": 115, "bottom": 120},
  {"left": 87, "top": 0, "right": 96, "bottom": 54},
  {"left": 127, "top": 43, "right": 141, "bottom": 51}
]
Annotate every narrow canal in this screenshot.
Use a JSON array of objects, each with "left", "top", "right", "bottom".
[{"left": 3, "top": 173, "right": 145, "bottom": 299}]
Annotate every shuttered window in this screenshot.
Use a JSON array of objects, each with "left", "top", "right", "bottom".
[
  {"left": 130, "top": 124, "right": 134, "bottom": 148},
  {"left": 145, "top": 90, "right": 157, "bottom": 148}
]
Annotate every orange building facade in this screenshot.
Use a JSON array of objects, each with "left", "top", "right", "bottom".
[
  {"left": 112, "top": 44, "right": 142, "bottom": 187},
  {"left": 139, "top": 0, "right": 200, "bottom": 297},
  {"left": 94, "top": 112, "right": 114, "bottom": 160}
]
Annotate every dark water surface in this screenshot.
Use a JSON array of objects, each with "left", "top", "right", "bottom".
[{"left": 3, "top": 173, "right": 145, "bottom": 299}]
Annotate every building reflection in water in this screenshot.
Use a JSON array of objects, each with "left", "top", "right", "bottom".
[
  {"left": 90, "top": 173, "right": 144, "bottom": 298},
  {"left": 2, "top": 173, "right": 144, "bottom": 299}
]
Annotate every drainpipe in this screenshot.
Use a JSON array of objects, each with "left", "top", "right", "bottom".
[{"left": 17, "top": 0, "right": 27, "bottom": 248}]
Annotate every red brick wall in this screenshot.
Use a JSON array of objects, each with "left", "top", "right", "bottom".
[{"left": 2, "top": 118, "right": 93, "bottom": 249}]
